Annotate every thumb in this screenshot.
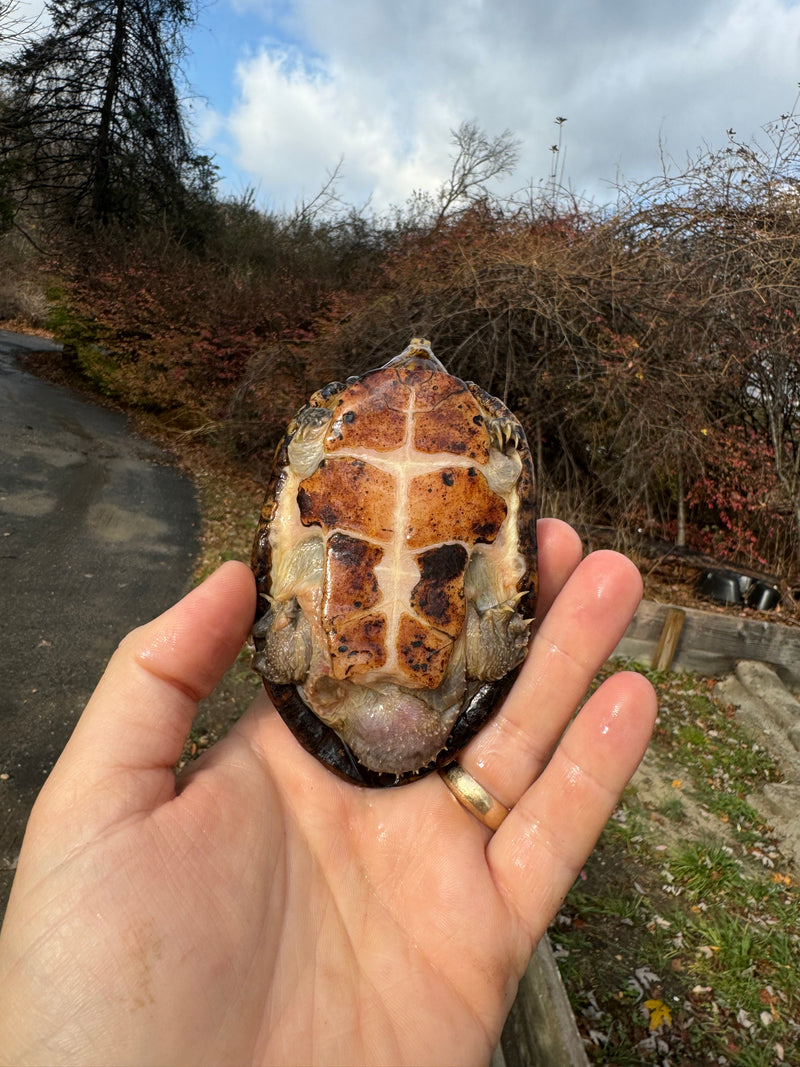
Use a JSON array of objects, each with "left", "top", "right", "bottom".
[{"left": 34, "top": 561, "right": 256, "bottom": 832}]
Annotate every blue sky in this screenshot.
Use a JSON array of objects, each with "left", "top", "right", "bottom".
[{"left": 14, "top": 0, "right": 800, "bottom": 216}]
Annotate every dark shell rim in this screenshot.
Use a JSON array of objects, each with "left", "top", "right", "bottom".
[{"left": 260, "top": 669, "right": 521, "bottom": 788}]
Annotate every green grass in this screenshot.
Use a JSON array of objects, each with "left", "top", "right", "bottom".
[
  {"left": 668, "top": 841, "right": 745, "bottom": 899},
  {"left": 553, "top": 664, "right": 800, "bottom": 1064},
  {"left": 656, "top": 795, "right": 686, "bottom": 822},
  {"left": 45, "top": 291, "right": 126, "bottom": 397}
]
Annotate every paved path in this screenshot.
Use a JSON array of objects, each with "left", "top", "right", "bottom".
[{"left": 0, "top": 332, "right": 199, "bottom": 919}]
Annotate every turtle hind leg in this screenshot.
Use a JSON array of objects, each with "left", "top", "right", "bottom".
[
  {"left": 464, "top": 599, "right": 530, "bottom": 682},
  {"left": 253, "top": 598, "right": 312, "bottom": 684}
]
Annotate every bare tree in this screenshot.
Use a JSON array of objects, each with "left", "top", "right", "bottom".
[
  {"left": 0, "top": 0, "right": 33, "bottom": 46},
  {"left": 436, "top": 120, "right": 520, "bottom": 218},
  {"left": 401, "top": 120, "right": 520, "bottom": 228}
]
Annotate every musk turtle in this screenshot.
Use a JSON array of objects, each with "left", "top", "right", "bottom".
[{"left": 251, "top": 339, "right": 537, "bottom": 786}]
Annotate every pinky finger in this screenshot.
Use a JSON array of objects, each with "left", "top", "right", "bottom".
[{"left": 488, "top": 670, "right": 656, "bottom": 945}]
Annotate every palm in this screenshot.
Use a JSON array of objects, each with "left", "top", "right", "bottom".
[
  {"left": 0, "top": 522, "right": 656, "bottom": 1067},
  {"left": 160, "top": 709, "right": 525, "bottom": 1066}
]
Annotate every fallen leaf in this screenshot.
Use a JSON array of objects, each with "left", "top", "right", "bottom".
[
  {"left": 696, "top": 944, "right": 721, "bottom": 959},
  {"left": 644, "top": 998, "right": 672, "bottom": 1031}
]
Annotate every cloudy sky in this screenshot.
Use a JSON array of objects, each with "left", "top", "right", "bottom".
[
  {"left": 181, "top": 0, "right": 800, "bottom": 215},
  {"left": 181, "top": 0, "right": 800, "bottom": 213},
  {"left": 9, "top": 0, "right": 800, "bottom": 214}
]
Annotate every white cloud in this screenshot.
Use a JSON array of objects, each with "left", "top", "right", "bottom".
[
  {"left": 206, "top": 0, "right": 800, "bottom": 212},
  {"left": 227, "top": 47, "right": 439, "bottom": 211}
]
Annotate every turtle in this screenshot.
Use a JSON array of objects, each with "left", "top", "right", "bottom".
[{"left": 251, "top": 338, "right": 537, "bottom": 787}]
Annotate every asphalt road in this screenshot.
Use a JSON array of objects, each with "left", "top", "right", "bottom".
[{"left": 0, "top": 331, "right": 199, "bottom": 919}]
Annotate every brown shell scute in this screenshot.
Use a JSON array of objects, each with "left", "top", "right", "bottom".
[
  {"left": 298, "top": 457, "right": 395, "bottom": 541},
  {"left": 410, "top": 543, "right": 468, "bottom": 636},
  {"left": 406, "top": 467, "right": 506, "bottom": 549},
  {"left": 396, "top": 614, "right": 453, "bottom": 687},
  {"left": 324, "top": 533, "right": 383, "bottom": 617},
  {"left": 250, "top": 338, "right": 538, "bottom": 787},
  {"left": 323, "top": 533, "right": 385, "bottom": 680},
  {"left": 328, "top": 612, "right": 387, "bottom": 679},
  {"left": 412, "top": 384, "right": 490, "bottom": 462},
  {"left": 324, "top": 370, "right": 410, "bottom": 452}
]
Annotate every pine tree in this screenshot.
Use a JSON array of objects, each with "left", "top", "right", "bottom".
[{"left": 0, "top": 0, "right": 212, "bottom": 228}]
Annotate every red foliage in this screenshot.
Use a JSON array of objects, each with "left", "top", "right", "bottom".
[{"left": 685, "top": 426, "right": 792, "bottom": 569}]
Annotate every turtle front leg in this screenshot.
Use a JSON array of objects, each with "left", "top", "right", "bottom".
[{"left": 287, "top": 405, "right": 334, "bottom": 478}]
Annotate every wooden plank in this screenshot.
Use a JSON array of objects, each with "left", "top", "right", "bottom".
[
  {"left": 614, "top": 600, "right": 800, "bottom": 686},
  {"left": 498, "top": 937, "right": 589, "bottom": 1067},
  {"left": 651, "top": 608, "right": 686, "bottom": 671}
]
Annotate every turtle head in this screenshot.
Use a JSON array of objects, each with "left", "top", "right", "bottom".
[{"left": 383, "top": 337, "right": 446, "bottom": 373}]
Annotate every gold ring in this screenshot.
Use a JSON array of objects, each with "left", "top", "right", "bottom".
[{"left": 439, "top": 762, "right": 509, "bottom": 832}]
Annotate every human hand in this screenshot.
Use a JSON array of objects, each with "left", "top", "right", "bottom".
[{"left": 0, "top": 519, "right": 656, "bottom": 1067}]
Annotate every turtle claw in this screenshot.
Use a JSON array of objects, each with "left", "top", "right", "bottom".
[{"left": 488, "top": 416, "right": 522, "bottom": 454}]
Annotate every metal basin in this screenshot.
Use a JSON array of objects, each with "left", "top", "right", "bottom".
[
  {"left": 747, "top": 580, "right": 780, "bottom": 611},
  {"left": 697, "top": 568, "right": 745, "bottom": 605}
]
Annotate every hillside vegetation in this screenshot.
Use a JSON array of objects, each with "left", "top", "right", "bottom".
[
  {"left": 6, "top": 114, "right": 800, "bottom": 588},
  {"left": 3, "top": 0, "right": 800, "bottom": 582}
]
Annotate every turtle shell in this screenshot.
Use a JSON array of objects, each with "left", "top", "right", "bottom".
[{"left": 251, "top": 339, "right": 537, "bottom": 787}]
